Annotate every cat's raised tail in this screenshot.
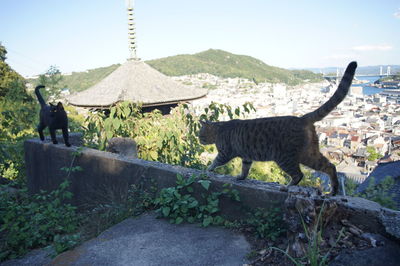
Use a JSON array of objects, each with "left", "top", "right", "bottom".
[
  {"left": 301, "top": 61, "right": 357, "bottom": 123},
  {"left": 35, "top": 85, "right": 46, "bottom": 107}
]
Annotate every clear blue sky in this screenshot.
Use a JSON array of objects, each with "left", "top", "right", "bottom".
[{"left": 1, "top": 0, "right": 399, "bottom": 77}]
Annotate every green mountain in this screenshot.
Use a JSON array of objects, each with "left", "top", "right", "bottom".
[
  {"left": 146, "top": 49, "right": 322, "bottom": 85},
  {"left": 29, "top": 49, "right": 322, "bottom": 93},
  {"left": 60, "top": 64, "right": 120, "bottom": 92}
]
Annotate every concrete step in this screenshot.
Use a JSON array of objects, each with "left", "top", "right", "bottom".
[{"left": 51, "top": 212, "right": 250, "bottom": 265}]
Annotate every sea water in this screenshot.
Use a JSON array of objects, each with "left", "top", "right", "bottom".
[{"left": 352, "top": 76, "right": 384, "bottom": 96}]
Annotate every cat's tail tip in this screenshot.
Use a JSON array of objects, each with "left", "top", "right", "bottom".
[
  {"left": 346, "top": 61, "right": 358, "bottom": 74},
  {"left": 35, "top": 85, "right": 45, "bottom": 90}
]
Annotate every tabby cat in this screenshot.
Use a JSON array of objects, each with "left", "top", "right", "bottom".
[
  {"left": 198, "top": 61, "right": 357, "bottom": 195},
  {"left": 35, "top": 85, "right": 71, "bottom": 147}
]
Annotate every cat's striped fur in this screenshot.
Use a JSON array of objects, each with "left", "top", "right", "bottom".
[{"left": 199, "top": 61, "right": 357, "bottom": 195}]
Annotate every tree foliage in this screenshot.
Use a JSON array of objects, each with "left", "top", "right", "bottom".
[
  {"left": 366, "top": 146, "right": 383, "bottom": 161},
  {"left": 62, "top": 64, "right": 120, "bottom": 92},
  {"left": 26, "top": 64, "right": 120, "bottom": 94},
  {"left": 0, "top": 44, "right": 37, "bottom": 181},
  {"left": 0, "top": 180, "right": 79, "bottom": 260},
  {"left": 0, "top": 44, "right": 7, "bottom": 61},
  {"left": 0, "top": 43, "right": 30, "bottom": 101},
  {"left": 36, "top": 65, "right": 63, "bottom": 100}
]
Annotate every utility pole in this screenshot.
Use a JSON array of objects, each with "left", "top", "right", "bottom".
[{"left": 126, "top": 0, "right": 138, "bottom": 60}]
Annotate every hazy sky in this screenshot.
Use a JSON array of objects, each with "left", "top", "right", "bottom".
[{"left": 1, "top": 0, "right": 399, "bottom": 77}]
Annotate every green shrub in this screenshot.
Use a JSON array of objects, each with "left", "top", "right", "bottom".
[
  {"left": 356, "top": 176, "right": 396, "bottom": 209},
  {"left": 244, "top": 207, "right": 285, "bottom": 240},
  {"left": 0, "top": 180, "right": 79, "bottom": 260},
  {"left": 83, "top": 101, "right": 255, "bottom": 170},
  {"left": 344, "top": 176, "right": 397, "bottom": 210},
  {"left": 154, "top": 174, "right": 240, "bottom": 226},
  {"left": 0, "top": 98, "right": 37, "bottom": 182}
]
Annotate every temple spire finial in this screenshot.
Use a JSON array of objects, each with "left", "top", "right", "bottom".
[{"left": 126, "top": 0, "right": 139, "bottom": 60}]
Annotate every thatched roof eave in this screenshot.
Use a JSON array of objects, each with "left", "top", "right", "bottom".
[
  {"left": 68, "top": 94, "right": 206, "bottom": 109},
  {"left": 66, "top": 60, "right": 207, "bottom": 108}
]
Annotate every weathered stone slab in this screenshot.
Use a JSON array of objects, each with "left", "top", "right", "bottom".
[
  {"left": 330, "top": 233, "right": 400, "bottom": 266},
  {"left": 51, "top": 212, "right": 250, "bottom": 266},
  {"left": 0, "top": 248, "right": 53, "bottom": 266},
  {"left": 106, "top": 137, "right": 138, "bottom": 158}
]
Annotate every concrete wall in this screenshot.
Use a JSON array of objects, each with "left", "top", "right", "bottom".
[{"left": 24, "top": 137, "right": 400, "bottom": 240}]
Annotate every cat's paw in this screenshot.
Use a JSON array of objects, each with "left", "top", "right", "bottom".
[
  {"left": 327, "top": 190, "right": 337, "bottom": 196},
  {"left": 65, "top": 143, "right": 71, "bottom": 147},
  {"left": 288, "top": 180, "right": 300, "bottom": 186},
  {"left": 52, "top": 141, "right": 58, "bottom": 144},
  {"left": 235, "top": 175, "right": 246, "bottom": 180}
]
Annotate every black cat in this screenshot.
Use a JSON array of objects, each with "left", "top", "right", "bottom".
[{"left": 35, "top": 85, "right": 71, "bottom": 147}]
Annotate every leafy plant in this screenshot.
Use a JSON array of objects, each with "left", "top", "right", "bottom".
[
  {"left": 0, "top": 180, "right": 79, "bottom": 261},
  {"left": 0, "top": 101, "right": 36, "bottom": 182},
  {"left": 244, "top": 207, "right": 285, "bottom": 240},
  {"left": 154, "top": 174, "right": 240, "bottom": 226},
  {"left": 60, "top": 147, "right": 84, "bottom": 179},
  {"left": 199, "top": 101, "right": 255, "bottom": 122},
  {"left": 83, "top": 101, "right": 255, "bottom": 170},
  {"left": 83, "top": 101, "right": 142, "bottom": 150},
  {"left": 343, "top": 175, "right": 397, "bottom": 210},
  {"left": 356, "top": 176, "right": 397, "bottom": 210},
  {"left": 53, "top": 233, "right": 81, "bottom": 254},
  {"left": 0, "top": 62, "right": 37, "bottom": 182}
]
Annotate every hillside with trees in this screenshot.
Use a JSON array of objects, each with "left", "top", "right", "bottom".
[
  {"left": 60, "top": 64, "right": 120, "bottom": 92},
  {"left": 29, "top": 49, "right": 323, "bottom": 93},
  {"left": 146, "top": 49, "right": 323, "bottom": 85}
]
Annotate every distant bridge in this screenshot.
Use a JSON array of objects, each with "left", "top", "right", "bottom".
[
  {"left": 323, "top": 75, "right": 383, "bottom": 85},
  {"left": 323, "top": 74, "right": 386, "bottom": 78},
  {"left": 323, "top": 66, "right": 393, "bottom": 84}
]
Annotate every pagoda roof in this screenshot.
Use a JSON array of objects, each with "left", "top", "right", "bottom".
[{"left": 67, "top": 60, "right": 207, "bottom": 107}]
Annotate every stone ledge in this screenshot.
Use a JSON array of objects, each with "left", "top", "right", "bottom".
[{"left": 24, "top": 136, "right": 400, "bottom": 241}]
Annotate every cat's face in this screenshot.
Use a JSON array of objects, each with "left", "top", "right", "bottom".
[
  {"left": 49, "top": 102, "right": 64, "bottom": 117},
  {"left": 198, "top": 121, "right": 218, "bottom": 145}
]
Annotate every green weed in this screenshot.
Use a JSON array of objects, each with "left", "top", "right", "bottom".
[
  {"left": 271, "top": 201, "right": 344, "bottom": 266},
  {"left": 154, "top": 174, "right": 240, "bottom": 226},
  {"left": 0, "top": 180, "right": 79, "bottom": 261}
]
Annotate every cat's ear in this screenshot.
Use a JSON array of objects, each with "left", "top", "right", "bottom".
[
  {"left": 49, "top": 103, "right": 55, "bottom": 107},
  {"left": 57, "top": 102, "right": 64, "bottom": 110},
  {"left": 200, "top": 120, "right": 212, "bottom": 126}
]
